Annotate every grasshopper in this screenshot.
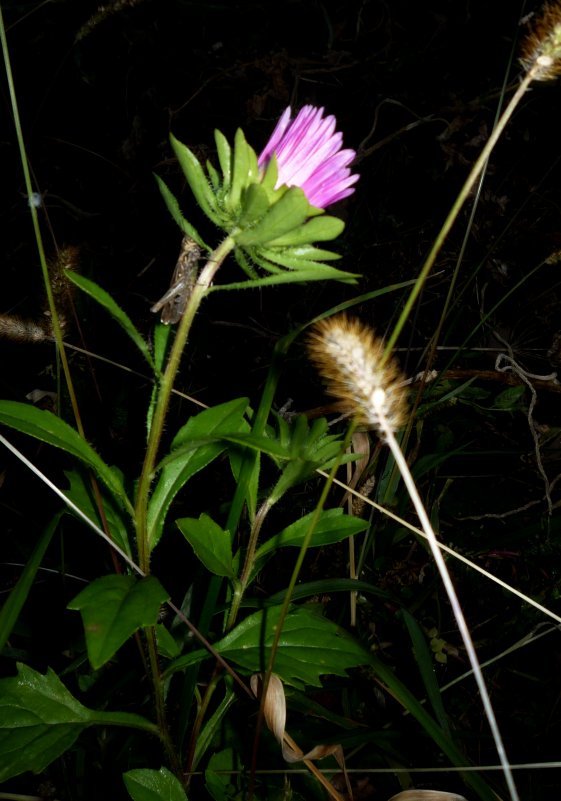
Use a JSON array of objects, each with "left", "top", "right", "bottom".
[{"left": 151, "top": 235, "right": 201, "bottom": 325}]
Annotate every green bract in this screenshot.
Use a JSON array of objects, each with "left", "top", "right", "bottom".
[{"left": 158, "top": 128, "right": 359, "bottom": 287}]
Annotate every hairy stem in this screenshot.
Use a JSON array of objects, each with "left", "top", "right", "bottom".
[{"left": 135, "top": 236, "right": 235, "bottom": 572}]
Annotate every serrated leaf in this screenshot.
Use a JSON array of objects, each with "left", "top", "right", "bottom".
[
  {"left": 176, "top": 514, "right": 234, "bottom": 578},
  {"left": 170, "top": 134, "right": 223, "bottom": 226},
  {"left": 260, "top": 152, "right": 278, "bottom": 193},
  {"left": 123, "top": 767, "right": 188, "bottom": 801},
  {"left": 281, "top": 244, "right": 341, "bottom": 261},
  {"left": 65, "top": 272, "right": 154, "bottom": 369},
  {"left": 266, "top": 215, "right": 345, "bottom": 246},
  {"left": 214, "top": 128, "right": 232, "bottom": 187},
  {"left": 68, "top": 575, "right": 169, "bottom": 669},
  {"left": 213, "top": 263, "right": 359, "bottom": 290},
  {"left": 206, "top": 160, "right": 222, "bottom": 191},
  {"left": 147, "top": 398, "right": 249, "bottom": 550},
  {"left": 234, "top": 187, "right": 311, "bottom": 246},
  {"left": 0, "top": 401, "right": 133, "bottom": 515},
  {"left": 153, "top": 321, "right": 173, "bottom": 374},
  {"left": 238, "top": 182, "right": 271, "bottom": 226},
  {"left": 258, "top": 245, "right": 343, "bottom": 272},
  {"left": 154, "top": 175, "right": 208, "bottom": 249},
  {"left": 0, "top": 664, "right": 157, "bottom": 782},
  {"left": 216, "top": 605, "right": 370, "bottom": 688},
  {"left": 227, "top": 128, "right": 258, "bottom": 211}
]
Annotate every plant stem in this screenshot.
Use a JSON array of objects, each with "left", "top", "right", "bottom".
[
  {"left": 226, "top": 498, "right": 273, "bottom": 629},
  {"left": 145, "top": 626, "right": 182, "bottom": 776},
  {"left": 384, "top": 64, "right": 540, "bottom": 362},
  {"left": 134, "top": 236, "right": 235, "bottom": 572},
  {"left": 249, "top": 423, "right": 356, "bottom": 787},
  {"left": 133, "top": 234, "right": 234, "bottom": 776},
  {"left": 0, "top": 8, "right": 83, "bottom": 437}
]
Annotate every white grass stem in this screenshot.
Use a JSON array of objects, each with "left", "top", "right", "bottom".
[
  {"left": 318, "top": 470, "right": 561, "bottom": 626},
  {"left": 0, "top": 433, "right": 144, "bottom": 578},
  {"left": 373, "top": 398, "right": 520, "bottom": 801}
]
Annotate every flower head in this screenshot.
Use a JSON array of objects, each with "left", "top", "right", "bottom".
[
  {"left": 258, "top": 106, "right": 358, "bottom": 209},
  {"left": 520, "top": 1, "right": 561, "bottom": 81},
  {"left": 307, "top": 315, "right": 408, "bottom": 436}
]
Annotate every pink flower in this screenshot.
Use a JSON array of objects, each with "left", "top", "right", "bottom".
[{"left": 258, "top": 106, "right": 358, "bottom": 209}]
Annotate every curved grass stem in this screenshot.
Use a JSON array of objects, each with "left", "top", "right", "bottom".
[
  {"left": 384, "top": 64, "right": 541, "bottom": 362},
  {"left": 374, "top": 401, "right": 520, "bottom": 801}
]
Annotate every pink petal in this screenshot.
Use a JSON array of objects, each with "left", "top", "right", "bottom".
[{"left": 258, "top": 105, "right": 358, "bottom": 208}]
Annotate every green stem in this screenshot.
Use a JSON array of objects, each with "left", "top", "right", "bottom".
[
  {"left": 0, "top": 8, "right": 83, "bottom": 437},
  {"left": 132, "top": 235, "right": 234, "bottom": 777},
  {"left": 185, "top": 668, "right": 222, "bottom": 774},
  {"left": 249, "top": 422, "right": 357, "bottom": 784},
  {"left": 384, "top": 64, "right": 539, "bottom": 361},
  {"left": 145, "top": 626, "right": 182, "bottom": 776},
  {"left": 226, "top": 497, "right": 273, "bottom": 629},
  {"left": 134, "top": 236, "right": 235, "bottom": 572}
]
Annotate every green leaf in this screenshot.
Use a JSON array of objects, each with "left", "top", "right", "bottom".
[
  {"left": 258, "top": 245, "right": 343, "bottom": 272},
  {"left": 147, "top": 398, "right": 249, "bottom": 550},
  {"left": 492, "top": 385, "right": 525, "bottom": 410},
  {"left": 234, "top": 187, "right": 311, "bottom": 246},
  {"left": 214, "top": 128, "right": 232, "bottom": 187},
  {"left": 193, "top": 687, "right": 236, "bottom": 770},
  {"left": 123, "top": 767, "right": 188, "bottom": 801},
  {"left": 0, "top": 401, "right": 133, "bottom": 516},
  {"left": 278, "top": 244, "right": 342, "bottom": 262},
  {"left": 0, "top": 513, "right": 60, "bottom": 654},
  {"left": 176, "top": 514, "right": 234, "bottom": 578},
  {"left": 68, "top": 575, "right": 169, "bottom": 669},
  {"left": 64, "top": 469, "right": 132, "bottom": 557},
  {"left": 65, "top": 272, "right": 154, "bottom": 370},
  {"left": 260, "top": 152, "right": 278, "bottom": 193},
  {"left": 155, "top": 623, "right": 181, "bottom": 659},
  {"left": 0, "top": 664, "right": 158, "bottom": 782},
  {"left": 267, "top": 215, "right": 345, "bottom": 246},
  {"left": 227, "top": 128, "right": 258, "bottom": 211},
  {"left": 153, "top": 321, "right": 173, "bottom": 374},
  {"left": 216, "top": 605, "right": 369, "bottom": 688},
  {"left": 170, "top": 133, "right": 223, "bottom": 226},
  {"left": 254, "top": 508, "right": 368, "bottom": 566},
  {"left": 401, "top": 609, "right": 450, "bottom": 735},
  {"left": 238, "top": 182, "right": 271, "bottom": 226},
  {"left": 266, "top": 578, "right": 394, "bottom": 606},
  {"left": 205, "top": 748, "right": 240, "bottom": 801},
  {"left": 215, "top": 262, "right": 359, "bottom": 289},
  {"left": 228, "top": 441, "right": 260, "bottom": 524},
  {"left": 147, "top": 322, "right": 174, "bottom": 437},
  {"left": 368, "top": 655, "right": 498, "bottom": 801},
  {"left": 154, "top": 176, "right": 208, "bottom": 250}
]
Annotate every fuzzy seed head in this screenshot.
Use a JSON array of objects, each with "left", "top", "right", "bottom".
[
  {"left": 520, "top": 2, "right": 561, "bottom": 80},
  {"left": 307, "top": 314, "right": 408, "bottom": 437}
]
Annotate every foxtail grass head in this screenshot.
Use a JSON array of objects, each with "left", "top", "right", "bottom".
[
  {"left": 307, "top": 314, "right": 408, "bottom": 439},
  {"left": 521, "top": 2, "right": 561, "bottom": 81}
]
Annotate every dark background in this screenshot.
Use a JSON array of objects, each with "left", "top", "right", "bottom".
[{"left": 2, "top": 1, "right": 561, "bottom": 799}]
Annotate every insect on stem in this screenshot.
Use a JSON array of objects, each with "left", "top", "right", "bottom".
[{"left": 151, "top": 235, "right": 201, "bottom": 325}]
